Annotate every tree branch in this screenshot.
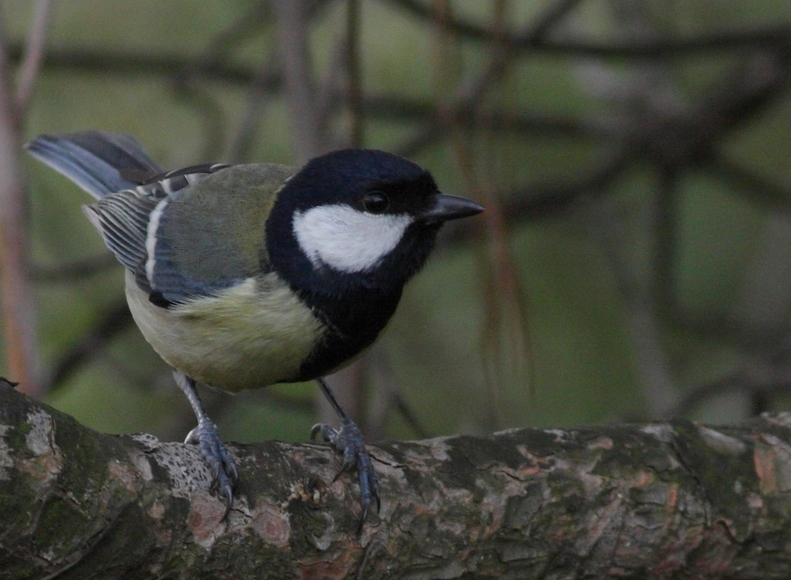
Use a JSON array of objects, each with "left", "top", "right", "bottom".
[
  {"left": 385, "top": 0, "right": 791, "bottom": 56},
  {"left": 3, "top": 382, "right": 791, "bottom": 578}
]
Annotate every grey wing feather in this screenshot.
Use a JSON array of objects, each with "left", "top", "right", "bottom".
[{"left": 82, "top": 187, "right": 166, "bottom": 271}]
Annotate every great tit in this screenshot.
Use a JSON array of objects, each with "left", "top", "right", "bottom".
[{"left": 26, "top": 131, "right": 483, "bottom": 526}]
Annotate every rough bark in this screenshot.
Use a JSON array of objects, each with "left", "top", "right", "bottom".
[{"left": 3, "top": 382, "right": 791, "bottom": 579}]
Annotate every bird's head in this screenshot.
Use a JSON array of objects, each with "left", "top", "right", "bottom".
[{"left": 266, "top": 149, "right": 483, "bottom": 296}]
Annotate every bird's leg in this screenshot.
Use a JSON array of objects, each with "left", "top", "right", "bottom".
[
  {"left": 174, "top": 370, "right": 238, "bottom": 518},
  {"left": 310, "top": 377, "right": 380, "bottom": 532}
]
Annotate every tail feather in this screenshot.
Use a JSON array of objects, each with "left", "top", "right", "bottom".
[{"left": 25, "top": 131, "right": 163, "bottom": 200}]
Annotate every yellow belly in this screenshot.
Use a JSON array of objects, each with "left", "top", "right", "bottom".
[{"left": 125, "top": 270, "right": 324, "bottom": 392}]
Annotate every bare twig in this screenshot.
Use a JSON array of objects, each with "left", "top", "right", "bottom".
[
  {"left": 346, "top": 0, "right": 363, "bottom": 148},
  {"left": 385, "top": 0, "right": 791, "bottom": 56},
  {"left": 29, "top": 253, "right": 119, "bottom": 283},
  {"left": 42, "top": 300, "right": 133, "bottom": 394},
  {"left": 169, "top": 75, "right": 227, "bottom": 161},
  {"left": 668, "top": 365, "right": 791, "bottom": 417},
  {"left": 200, "top": 1, "right": 273, "bottom": 65},
  {"left": 273, "top": 0, "right": 324, "bottom": 162},
  {"left": 0, "top": 25, "right": 39, "bottom": 395},
  {"left": 704, "top": 154, "right": 791, "bottom": 213},
  {"left": 14, "top": 0, "right": 53, "bottom": 110},
  {"left": 526, "top": 0, "right": 585, "bottom": 42},
  {"left": 431, "top": 0, "right": 534, "bottom": 429}
]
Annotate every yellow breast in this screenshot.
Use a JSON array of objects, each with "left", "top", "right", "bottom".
[{"left": 124, "top": 270, "right": 324, "bottom": 392}]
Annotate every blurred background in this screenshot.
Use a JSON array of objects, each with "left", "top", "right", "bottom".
[{"left": 2, "top": 0, "right": 791, "bottom": 445}]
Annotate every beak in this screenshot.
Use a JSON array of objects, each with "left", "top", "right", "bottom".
[{"left": 420, "top": 193, "right": 484, "bottom": 222}]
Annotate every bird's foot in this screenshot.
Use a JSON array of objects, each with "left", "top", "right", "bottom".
[
  {"left": 311, "top": 418, "right": 380, "bottom": 532},
  {"left": 185, "top": 420, "right": 239, "bottom": 518}
]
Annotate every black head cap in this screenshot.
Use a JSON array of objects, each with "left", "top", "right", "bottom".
[{"left": 282, "top": 149, "right": 440, "bottom": 216}]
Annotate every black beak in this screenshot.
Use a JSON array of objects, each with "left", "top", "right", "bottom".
[{"left": 421, "top": 193, "right": 484, "bottom": 222}]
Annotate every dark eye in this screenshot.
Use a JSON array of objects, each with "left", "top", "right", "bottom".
[{"left": 362, "top": 191, "right": 390, "bottom": 214}]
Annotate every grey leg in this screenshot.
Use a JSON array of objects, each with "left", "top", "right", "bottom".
[
  {"left": 310, "top": 377, "right": 380, "bottom": 532},
  {"left": 174, "top": 370, "right": 238, "bottom": 518}
]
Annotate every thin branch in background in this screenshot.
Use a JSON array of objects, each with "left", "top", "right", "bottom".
[
  {"left": 391, "top": 390, "right": 431, "bottom": 439},
  {"left": 653, "top": 165, "right": 680, "bottom": 325},
  {"left": 504, "top": 146, "right": 637, "bottom": 220},
  {"left": 393, "top": 120, "right": 443, "bottom": 158},
  {"left": 346, "top": 0, "right": 362, "bottom": 148},
  {"left": 628, "top": 53, "right": 791, "bottom": 357},
  {"left": 312, "top": 21, "right": 352, "bottom": 150},
  {"left": 570, "top": 1, "right": 687, "bottom": 419},
  {"left": 273, "top": 0, "right": 324, "bottom": 162},
  {"left": 483, "top": 0, "right": 535, "bottom": 421},
  {"left": 6, "top": 38, "right": 625, "bottom": 149},
  {"left": 0, "top": 1, "right": 54, "bottom": 396},
  {"left": 5, "top": 42, "right": 276, "bottom": 86},
  {"left": 385, "top": 0, "right": 791, "bottom": 56},
  {"left": 390, "top": 0, "right": 498, "bottom": 45},
  {"left": 362, "top": 94, "right": 614, "bottom": 133},
  {"left": 526, "top": 0, "right": 586, "bottom": 42},
  {"left": 4, "top": 21, "right": 788, "bottom": 90},
  {"left": 436, "top": 147, "right": 639, "bottom": 251},
  {"left": 30, "top": 253, "right": 119, "bottom": 283},
  {"left": 14, "top": 0, "right": 52, "bottom": 109},
  {"left": 198, "top": 0, "right": 278, "bottom": 163},
  {"left": 431, "top": 0, "right": 534, "bottom": 429},
  {"left": 533, "top": 26, "right": 791, "bottom": 58},
  {"left": 658, "top": 298, "right": 790, "bottom": 362},
  {"left": 451, "top": 8, "right": 512, "bottom": 105},
  {"left": 42, "top": 300, "right": 133, "bottom": 394},
  {"left": 366, "top": 346, "right": 432, "bottom": 440},
  {"left": 229, "top": 50, "right": 280, "bottom": 163},
  {"left": 426, "top": 185, "right": 548, "bottom": 249},
  {"left": 163, "top": 0, "right": 275, "bottom": 103},
  {"left": 704, "top": 153, "right": 791, "bottom": 213},
  {"left": 667, "top": 366, "right": 791, "bottom": 418},
  {"left": 199, "top": 1, "right": 273, "bottom": 66},
  {"left": 169, "top": 75, "right": 227, "bottom": 161},
  {"left": 230, "top": 13, "right": 352, "bottom": 161},
  {"left": 633, "top": 165, "right": 680, "bottom": 417},
  {"left": 168, "top": 3, "right": 272, "bottom": 161}
]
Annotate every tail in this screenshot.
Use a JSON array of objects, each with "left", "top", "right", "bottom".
[{"left": 25, "top": 131, "right": 163, "bottom": 200}]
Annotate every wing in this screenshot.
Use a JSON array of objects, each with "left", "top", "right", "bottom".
[
  {"left": 139, "top": 163, "right": 296, "bottom": 305},
  {"left": 82, "top": 163, "right": 231, "bottom": 278}
]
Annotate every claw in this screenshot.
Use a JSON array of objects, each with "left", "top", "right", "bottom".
[
  {"left": 309, "top": 423, "right": 324, "bottom": 441},
  {"left": 311, "top": 419, "right": 379, "bottom": 532},
  {"left": 186, "top": 420, "right": 238, "bottom": 519}
]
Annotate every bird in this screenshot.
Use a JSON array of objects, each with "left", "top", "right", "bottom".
[{"left": 26, "top": 130, "right": 483, "bottom": 528}]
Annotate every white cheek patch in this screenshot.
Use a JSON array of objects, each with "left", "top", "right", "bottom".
[{"left": 293, "top": 204, "right": 413, "bottom": 273}]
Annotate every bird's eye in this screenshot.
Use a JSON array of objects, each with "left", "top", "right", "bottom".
[{"left": 362, "top": 191, "right": 390, "bottom": 214}]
